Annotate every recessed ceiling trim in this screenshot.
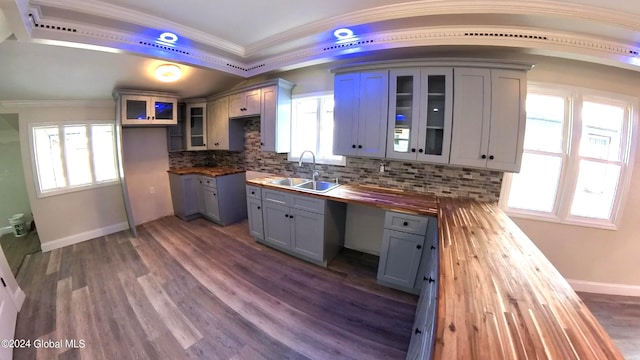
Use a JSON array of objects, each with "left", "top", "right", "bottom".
[
  {"left": 244, "top": 0, "right": 640, "bottom": 57},
  {"left": 245, "top": 25, "right": 640, "bottom": 77},
  {"left": 30, "top": 0, "right": 245, "bottom": 56}
]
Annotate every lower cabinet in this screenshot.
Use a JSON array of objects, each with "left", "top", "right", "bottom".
[
  {"left": 257, "top": 188, "right": 346, "bottom": 267},
  {"left": 246, "top": 186, "right": 264, "bottom": 240},
  {"left": 377, "top": 211, "right": 438, "bottom": 294},
  {"left": 170, "top": 172, "right": 247, "bottom": 226},
  {"left": 406, "top": 225, "right": 439, "bottom": 360},
  {"left": 168, "top": 173, "right": 199, "bottom": 221}
]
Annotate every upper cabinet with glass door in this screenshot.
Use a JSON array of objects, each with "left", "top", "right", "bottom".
[
  {"left": 386, "top": 68, "right": 453, "bottom": 163},
  {"left": 114, "top": 90, "right": 179, "bottom": 126},
  {"left": 186, "top": 102, "right": 207, "bottom": 150}
]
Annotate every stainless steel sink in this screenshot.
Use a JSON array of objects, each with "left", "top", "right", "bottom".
[
  {"left": 270, "top": 178, "right": 310, "bottom": 186},
  {"left": 295, "top": 180, "right": 340, "bottom": 193}
]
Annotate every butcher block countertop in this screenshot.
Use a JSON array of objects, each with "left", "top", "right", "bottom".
[
  {"left": 167, "top": 167, "right": 245, "bottom": 177},
  {"left": 249, "top": 177, "right": 624, "bottom": 359}
]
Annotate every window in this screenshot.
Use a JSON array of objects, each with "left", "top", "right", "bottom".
[
  {"left": 500, "top": 84, "right": 636, "bottom": 229},
  {"left": 288, "top": 93, "right": 346, "bottom": 166},
  {"left": 30, "top": 122, "right": 119, "bottom": 197}
]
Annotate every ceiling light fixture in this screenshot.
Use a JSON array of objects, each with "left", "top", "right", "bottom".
[
  {"left": 155, "top": 64, "right": 182, "bottom": 82},
  {"left": 334, "top": 28, "right": 355, "bottom": 41}
]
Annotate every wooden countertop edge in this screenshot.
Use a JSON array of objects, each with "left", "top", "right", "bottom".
[
  {"left": 246, "top": 178, "right": 439, "bottom": 217},
  {"left": 167, "top": 167, "right": 245, "bottom": 177}
]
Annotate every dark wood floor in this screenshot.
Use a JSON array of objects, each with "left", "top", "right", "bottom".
[
  {"left": 14, "top": 217, "right": 417, "bottom": 360},
  {"left": 0, "top": 231, "right": 41, "bottom": 276}
]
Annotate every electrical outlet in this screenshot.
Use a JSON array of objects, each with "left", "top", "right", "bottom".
[{"left": 149, "top": 186, "right": 155, "bottom": 194}]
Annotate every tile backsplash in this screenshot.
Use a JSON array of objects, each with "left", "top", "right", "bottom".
[{"left": 169, "top": 118, "right": 504, "bottom": 201}]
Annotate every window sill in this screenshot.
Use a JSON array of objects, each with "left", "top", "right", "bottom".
[
  {"left": 36, "top": 180, "right": 121, "bottom": 199},
  {"left": 287, "top": 156, "right": 346, "bottom": 167},
  {"left": 504, "top": 210, "right": 618, "bottom": 231}
]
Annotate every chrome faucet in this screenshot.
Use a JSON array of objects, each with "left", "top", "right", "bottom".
[{"left": 298, "top": 150, "right": 320, "bottom": 182}]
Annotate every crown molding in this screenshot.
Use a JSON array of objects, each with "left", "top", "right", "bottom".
[
  {"left": 245, "top": 25, "right": 640, "bottom": 77},
  {"left": 0, "top": 99, "right": 114, "bottom": 108},
  {"left": 30, "top": 0, "right": 245, "bottom": 56},
  {"left": 244, "top": 0, "right": 640, "bottom": 57}
]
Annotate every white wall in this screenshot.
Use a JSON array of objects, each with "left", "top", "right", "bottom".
[
  {"left": 3, "top": 104, "right": 129, "bottom": 249},
  {"left": 0, "top": 114, "right": 31, "bottom": 229},
  {"left": 513, "top": 56, "right": 640, "bottom": 288},
  {"left": 121, "top": 127, "right": 174, "bottom": 225}
]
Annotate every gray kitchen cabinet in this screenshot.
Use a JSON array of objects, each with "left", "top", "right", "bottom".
[
  {"left": 207, "top": 97, "right": 244, "bottom": 151},
  {"left": 386, "top": 68, "right": 453, "bottom": 164},
  {"left": 449, "top": 68, "right": 527, "bottom": 172},
  {"left": 185, "top": 101, "right": 207, "bottom": 150},
  {"left": 262, "top": 200, "right": 292, "bottom": 249},
  {"left": 259, "top": 188, "right": 346, "bottom": 266},
  {"left": 228, "top": 89, "right": 261, "bottom": 118},
  {"left": 246, "top": 185, "right": 264, "bottom": 240},
  {"left": 168, "top": 173, "right": 199, "bottom": 221},
  {"left": 333, "top": 70, "right": 389, "bottom": 158},
  {"left": 406, "top": 227, "right": 439, "bottom": 360},
  {"left": 378, "top": 211, "right": 438, "bottom": 294},
  {"left": 378, "top": 229, "right": 425, "bottom": 289},
  {"left": 167, "top": 103, "right": 186, "bottom": 152},
  {"left": 291, "top": 208, "right": 324, "bottom": 260},
  {"left": 260, "top": 80, "right": 294, "bottom": 153},
  {"left": 115, "top": 90, "right": 178, "bottom": 126},
  {"left": 170, "top": 172, "right": 247, "bottom": 225}
]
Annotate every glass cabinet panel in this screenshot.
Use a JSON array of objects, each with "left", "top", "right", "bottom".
[
  {"left": 155, "top": 101, "right": 175, "bottom": 120},
  {"left": 190, "top": 106, "right": 205, "bottom": 147},
  {"left": 393, "top": 76, "right": 415, "bottom": 153},
  {"left": 424, "top": 75, "right": 446, "bottom": 156},
  {"left": 125, "top": 99, "right": 148, "bottom": 120}
]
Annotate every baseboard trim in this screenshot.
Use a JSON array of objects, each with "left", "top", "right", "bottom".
[
  {"left": 12, "top": 287, "right": 25, "bottom": 310},
  {"left": 0, "top": 226, "right": 12, "bottom": 236},
  {"left": 568, "top": 279, "right": 640, "bottom": 297},
  {"left": 41, "top": 222, "right": 129, "bottom": 252}
]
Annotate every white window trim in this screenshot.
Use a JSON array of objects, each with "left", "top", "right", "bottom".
[
  {"left": 499, "top": 83, "right": 638, "bottom": 230},
  {"left": 287, "top": 91, "right": 346, "bottom": 166},
  {"left": 29, "top": 120, "right": 120, "bottom": 198}
]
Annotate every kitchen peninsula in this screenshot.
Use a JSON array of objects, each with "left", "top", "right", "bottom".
[{"left": 246, "top": 175, "right": 624, "bottom": 359}]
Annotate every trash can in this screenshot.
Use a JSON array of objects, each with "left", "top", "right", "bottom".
[{"left": 8, "top": 214, "right": 27, "bottom": 237}]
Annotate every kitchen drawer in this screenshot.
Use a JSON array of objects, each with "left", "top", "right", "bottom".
[
  {"left": 384, "top": 211, "right": 429, "bottom": 236},
  {"left": 199, "top": 176, "right": 216, "bottom": 189},
  {"left": 262, "top": 188, "right": 290, "bottom": 205},
  {"left": 246, "top": 185, "right": 262, "bottom": 200},
  {"left": 291, "top": 194, "right": 325, "bottom": 214}
]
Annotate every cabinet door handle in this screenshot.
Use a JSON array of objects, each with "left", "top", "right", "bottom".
[
  {"left": 418, "top": 149, "right": 424, "bottom": 153},
  {"left": 403, "top": 221, "right": 408, "bottom": 226},
  {"left": 257, "top": 206, "right": 261, "bottom": 210},
  {"left": 423, "top": 276, "right": 435, "bottom": 283},
  {"left": 358, "top": 145, "right": 363, "bottom": 149},
  {"left": 285, "top": 214, "right": 289, "bottom": 218},
  {"left": 147, "top": 116, "right": 151, "bottom": 120},
  {"left": 152, "top": 116, "right": 155, "bottom": 120},
  {"left": 289, "top": 215, "right": 294, "bottom": 219},
  {"left": 481, "top": 154, "right": 487, "bottom": 159},
  {"left": 428, "top": 277, "right": 435, "bottom": 283},
  {"left": 489, "top": 155, "right": 495, "bottom": 160},
  {"left": 213, "top": 193, "right": 216, "bottom": 197},
  {"left": 251, "top": 191, "right": 255, "bottom": 195},
  {"left": 416, "top": 244, "right": 422, "bottom": 249},
  {"left": 415, "top": 328, "right": 422, "bottom": 335},
  {"left": 431, "top": 245, "right": 436, "bottom": 250},
  {"left": 260, "top": 142, "right": 264, "bottom": 146},
  {"left": 411, "top": 148, "right": 416, "bottom": 153},
  {"left": 352, "top": 144, "right": 356, "bottom": 149}
]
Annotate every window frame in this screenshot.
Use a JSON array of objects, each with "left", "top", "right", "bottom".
[
  {"left": 500, "top": 83, "right": 637, "bottom": 230},
  {"left": 29, "top": 120, "right": 120, "bottom": 198},
  {"left": 287, "top": 91, "right": 346, "bottom": 166}
]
